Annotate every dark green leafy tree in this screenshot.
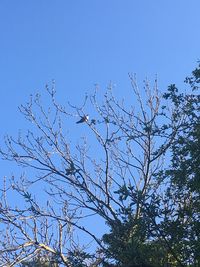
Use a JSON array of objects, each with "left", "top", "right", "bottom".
[{"left": 157, "top": 66, "right": 200, "bottom": 267}]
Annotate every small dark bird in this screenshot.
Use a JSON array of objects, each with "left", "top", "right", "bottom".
[{"left": 76, "top": 115, "right": 89, "bottom": 124}]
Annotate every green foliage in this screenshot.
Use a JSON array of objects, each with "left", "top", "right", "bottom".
[
  {"left": 103, "top": 64, "right": 200, "bottom": 267},
  {"left": 165, "top": 68, "right": 200, "bottom": 266},
  {"left": 156, "top": 65, "right": 200, "bottom": 266},
  {"left": 21, "top": 258, "right": 59, "bottom": 267},
  {"left": 68, "top": 250, "right": 92, "bottom": 267}
]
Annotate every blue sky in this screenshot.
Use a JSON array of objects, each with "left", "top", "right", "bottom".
[
  {"left": 0, "top": 0, "right": 199, "bottom": 190},
  {"left": 0, "top": 0, "right": 199, "bottom": 209},
  {"left": 0, "top": 0, "right": 200, "bottom": 136},
  {"left": 0, "top": 4, "right": 199, "bottom": 170}
]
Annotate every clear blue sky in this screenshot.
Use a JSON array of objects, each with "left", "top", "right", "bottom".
[
  {"left": 0, "top": 0, "right": 199, "bottom": 190},
  {"left": 0, "top": 0, "right": 200, "bottom": 135},
  {"left": 0, "top": 0, "right": 200, "bottom": 252}
]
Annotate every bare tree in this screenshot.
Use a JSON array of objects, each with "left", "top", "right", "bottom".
[{"left": 0, "top": 77, "right": 186, "bottom": 266}]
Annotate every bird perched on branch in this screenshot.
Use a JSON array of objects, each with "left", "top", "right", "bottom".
[{"left": 76, "top": 115, "right": 89, "bottom": 124}]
